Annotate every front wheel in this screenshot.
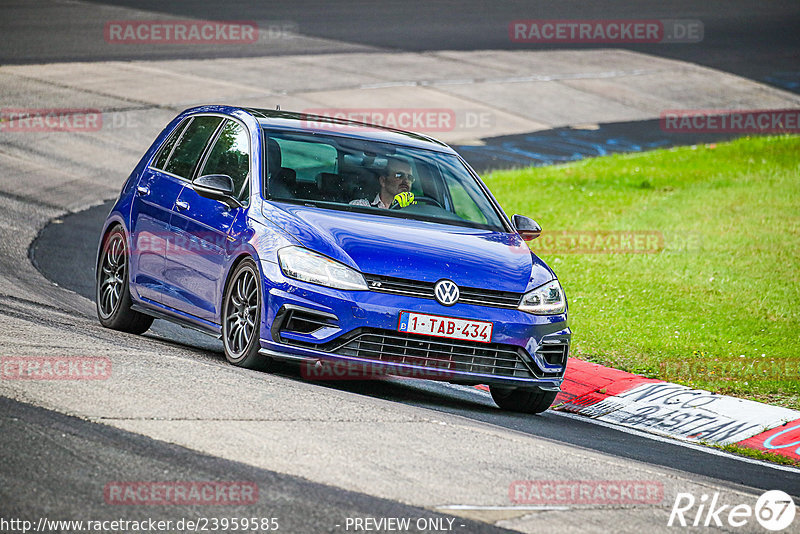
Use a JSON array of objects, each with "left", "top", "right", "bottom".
[
  {"left": 490, "top": 386, "right": 557, "bottom": 414},
  {"left": 96, "top": 227, "right": 154, "bottom": 334},
  {"left": 222, "top": 259, "right": 271, "bottom": 370}
]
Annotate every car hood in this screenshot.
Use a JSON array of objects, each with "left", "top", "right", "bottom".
[{"left": 263, "top": 203, "right": 554, "bottom": 292}]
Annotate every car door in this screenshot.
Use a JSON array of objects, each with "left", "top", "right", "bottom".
[
  {"left": 128, "top": 117, "right": 191, "bottom": 304},
  {"left": 164, "top": 119, "right": 252, "bottom": 322}
]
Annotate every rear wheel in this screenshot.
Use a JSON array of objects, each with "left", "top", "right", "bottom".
[
  {"left": 222, "top": 259, "right": 271, "bottom": 370},
  {"left": 490, "top": 386, "right": 557, "bottom": 414},
  {"left": 96, "top": 227, "right": 153, "bottom": 334}
]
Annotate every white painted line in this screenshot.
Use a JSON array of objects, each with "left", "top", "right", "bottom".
[
  {"left": 421, "top": 79, "right": 476, "bottom": 86},
  {"left": 358, "top": 81, "right": 420, "bottom": 89},
  {"left": 551, "top": 411, "right": 800, "bottom": 475},
  {"left": 441, "top": 382, "right": 800, "bottom": 473},
  {"left": 357, "top": 69, "right": 666, "bottom": 91},
  {"left": 436, "top": 505, "right": 570, "bottom": 512}
]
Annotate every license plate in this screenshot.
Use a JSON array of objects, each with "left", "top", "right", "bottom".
[{"left": 398, "top": 312, "right": 493, "bottom": 343}]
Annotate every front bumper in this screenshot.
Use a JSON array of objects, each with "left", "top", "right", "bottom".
[{"left": 258, "top": 260, "right": 571, "bottom": 390}]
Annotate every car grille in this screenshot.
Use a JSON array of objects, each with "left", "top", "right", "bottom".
[
  {"left": 329, "top": 330, "right": 536, "bottom": 379},
  {"left": 363, "top": 274, "right": 522, "bottom": 309}
]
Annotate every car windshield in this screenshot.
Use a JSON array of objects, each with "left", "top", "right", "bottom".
[{"left": 262, "top": 130, "right": 507, "bottom": 232}]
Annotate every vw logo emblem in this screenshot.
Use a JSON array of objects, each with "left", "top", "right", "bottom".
[{"left": 434, "top": 279, "right": 460, "bottom": 306}]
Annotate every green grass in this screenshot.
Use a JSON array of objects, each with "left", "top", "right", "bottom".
[
  {"left": 714, "top": 443, "right": 800, "bottom": 468},
  {"left": 485, "top": 136, "right": 800, "bottom": 410}
]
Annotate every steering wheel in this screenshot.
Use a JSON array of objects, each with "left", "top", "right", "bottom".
[
  {"left": 389, "top": 195, "right": 444, "bottom": 209},
  {"left": 414, "top": 196, "right": 444, "bottom": 208}
]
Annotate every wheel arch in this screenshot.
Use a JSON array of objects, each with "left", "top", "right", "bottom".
[
  {"left": 96, "top": 217, "right": 130, "bottom": 274},
  {"left": 219, "top": 252, "right": 265, "bottom": 324}
]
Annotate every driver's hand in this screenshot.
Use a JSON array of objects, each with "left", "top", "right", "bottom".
[{"left": 390, "top": 192, "right": 416, "bottom": 208}]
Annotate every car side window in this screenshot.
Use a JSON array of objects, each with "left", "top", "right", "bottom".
[
  {"left": 199, "top": 120, "right": 250, "bottom": 202},
  {"left": 153, "top": 118, "right": 190, "bottom": 171},
  {"left": 443, "top": 172, "right": 489, "bottom": 224},
  {"left": 164, "top": 116, "right": 223, "bottom": 179},
  {"left": 276, "top": 137, "right": 337, "bottom": 182}
]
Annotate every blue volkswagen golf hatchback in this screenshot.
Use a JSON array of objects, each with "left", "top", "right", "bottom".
[{"left": 96, "top": 105, "right": 570, "bottom": 413}]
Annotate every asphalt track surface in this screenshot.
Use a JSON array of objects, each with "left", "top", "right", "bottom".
[
  {"left": 454, "top": 120, "right": 747, "bottom": 172},
  {"left": 30, "top": 201, "right": 800, "bottom": 500},
  {"left": 0, "top": 396, "right": 509, "bottom": 533},
  {"left": 4, "top": 1, "right": 800, "bottom": 531},
  {"left": 2, "top": 0, "right": 799, "bottom": 95}
]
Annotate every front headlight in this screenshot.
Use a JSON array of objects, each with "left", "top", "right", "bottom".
[
  {"left": 278, "top": 246, "right": 368, "bottom": 291},
  {"left": 518, "top": 279, "right": 566, "bottom": 315}
]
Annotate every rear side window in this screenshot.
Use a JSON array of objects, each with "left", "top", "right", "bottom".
[
  {"left": 164, "top": 116, "right": 223, "bottom": 179},
  {"left": 199, "top": 120, "right": 251, "bottom": 202},
  {"left": 276, "top": 137, "right": 337, "bottom": 182},
  {"left": 153, "top": 119, "right": 189, "bottom": 171}
]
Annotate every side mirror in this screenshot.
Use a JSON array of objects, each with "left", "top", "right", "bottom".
[
  {"left": 512, "top": 214, "right": 541, "bottom": 241},
  {"left": 193, "top": 174, "right": 239, "bottom": 208}
]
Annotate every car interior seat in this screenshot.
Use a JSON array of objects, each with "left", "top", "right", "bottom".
[
  {"left": 266, "top": 138, "right": 297, "bottom": 199},
  {"left": 316, "top": 172, "right": 347, "bottom": 203}
]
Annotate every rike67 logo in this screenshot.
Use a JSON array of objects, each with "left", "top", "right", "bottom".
[{"left": 669, "top": 490, "right": 795, "bottom": 531}]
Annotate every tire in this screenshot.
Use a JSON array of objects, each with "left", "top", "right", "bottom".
[
  {"left": 96, "top": 227, "right": 154, "bottom": 334},
  {"left": 222, "top": 258, "right": 271, "bottom": 370},
  {"left": 490, "top": 386, "right": 557, "bottom": 414}
]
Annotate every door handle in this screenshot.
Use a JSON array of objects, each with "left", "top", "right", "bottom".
[
  {"left": 136, "top": 185, "right": 150, "bottom": 196},
  {"left": 175, "top": 200, "right": 190, "bottom": 211}
]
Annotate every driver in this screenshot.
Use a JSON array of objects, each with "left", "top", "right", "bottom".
[{"left": 350, "top": 157, "right": 415, "bottom": 209}]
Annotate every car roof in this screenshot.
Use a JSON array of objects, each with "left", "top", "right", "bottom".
[{"left": 180, "top": 105, "right": 457, "bottom": 154}]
